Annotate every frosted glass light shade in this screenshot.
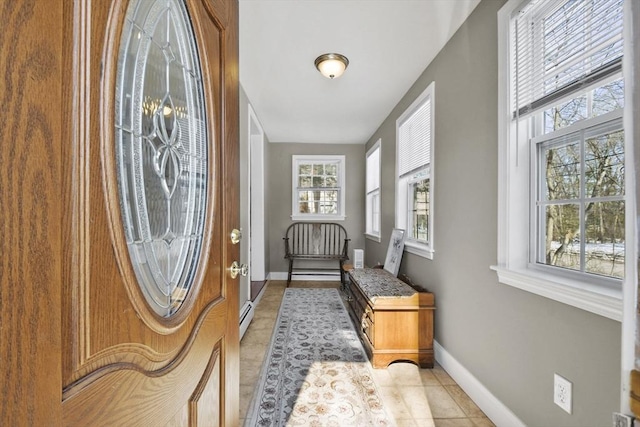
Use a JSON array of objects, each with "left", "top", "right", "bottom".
[{"left": 314, "top": 53, "right": 349, "bottom": 79}]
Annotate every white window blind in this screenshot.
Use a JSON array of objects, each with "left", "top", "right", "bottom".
[
  {"left": 512, "top": 0, "right": 623, "bottom": 117},
  {"left": 366, "top": 145, "right": 380, "bottom": 193},
  {"left": 398, "top": 97, "right": 431, "bottom": 177}
]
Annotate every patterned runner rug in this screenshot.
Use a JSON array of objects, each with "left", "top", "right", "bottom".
[{"left": 244, "top": 288, "right": 394, "bottom": 426}]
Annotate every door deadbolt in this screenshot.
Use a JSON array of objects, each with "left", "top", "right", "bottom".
[
  {"left": 229, "top": 261, "right": 248, "bottom": 279},
  {"left": 230, "top": 229, "right": 242, "bottom": 245}
]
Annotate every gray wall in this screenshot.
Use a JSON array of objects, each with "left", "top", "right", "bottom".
[
  {"left": 267, "top": 143, "right": 365, "bottom": 274},
  {"left": 364, "top": 1, "right": 621, "bottom": 426}
]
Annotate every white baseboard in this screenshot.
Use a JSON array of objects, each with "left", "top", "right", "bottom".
[
  {"left": 434, "top": 340, "right": 524, "bottom": 427},
  {"left": 268, "top": 271, "right": 341, "bottom": 281},
  {"left": 253, "top": 281, "right": 268, "bottom": 306}
]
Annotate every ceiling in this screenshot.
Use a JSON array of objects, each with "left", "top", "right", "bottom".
[{"left": 239, "top": 0, "right": 481, "bottom": 145}]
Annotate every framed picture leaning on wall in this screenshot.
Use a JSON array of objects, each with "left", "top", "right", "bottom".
[{"left": 384, "top": 229, "right": 405, "bottom": 277}]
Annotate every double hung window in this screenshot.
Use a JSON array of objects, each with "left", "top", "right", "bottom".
[
  {"left": 496, "top": 0, "right": 625, "bottom": 319},
  {"left": 291, "top": 155, "right": 346, "bottom": 220},
  {"left": 396, "top": 83, "right": 434, "bottom": 259},
  {"left": 366, "top": 141, "right": 381, "bottom": 241}
]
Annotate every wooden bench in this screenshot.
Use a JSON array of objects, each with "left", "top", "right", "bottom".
[{"left": 283, "top": 222, "right": 350, "bottom": 286}]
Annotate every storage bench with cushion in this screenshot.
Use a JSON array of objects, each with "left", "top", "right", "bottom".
[{"left": 345, "top": 268, "right": 435, "bottom": 368}]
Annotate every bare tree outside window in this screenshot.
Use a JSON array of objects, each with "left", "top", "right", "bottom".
[
  {"left": 297, "top": 161, "right": 339, "bottom": 215},
  {"left": 410, "top": 179, "right": 429, "bottom": 242},
  {"left": 539, "top": 83, "right": 625, "bottom": 279}
]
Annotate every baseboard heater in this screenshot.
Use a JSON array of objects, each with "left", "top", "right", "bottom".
[
  {"left": 289, "top": 269, "right": 341, "bottom": 279},
  {"left": 239, "top": 301, "right": 254, "bottom": 340}
]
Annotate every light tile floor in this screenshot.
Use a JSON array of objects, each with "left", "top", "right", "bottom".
[{"left": 240, "top": 280, "right": 495, "bottom": 427}]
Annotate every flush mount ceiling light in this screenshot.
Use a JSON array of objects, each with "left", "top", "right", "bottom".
[{"left": 314, "top": 53, "right": 349, "bottom": 79}]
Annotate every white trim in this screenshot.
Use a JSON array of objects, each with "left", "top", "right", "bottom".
[
  {"left": 491, "top": 266, "right": 622, "bottom": 321},
  {"left": 291, "top": 214, "right": 347, "bottom": 221},
  {"left": 529, "top": 109, "right": 623, "bottom": 145},
  {"left": 434, "top": 340, "right": 526, "bottom": 427},
  {"left": 404, "top": 240, "right": 434, "bottom": 260},
  {"left": 252, "top": 281, "right": 268, "bottom": 307},
  {"left": 395, "top": 82, "right": 435, "bottom": 261},
  {"left": 248, "top": 104, "right": 266, "bottom": 282},
  {"left": 267, "top": 272, "right": 285, "bottom": 281},
  {"left": 366, "top": 139, "right": 382, "bottom": 238},
  {"left": 497, "top": 0, "right": 512, "bottom": 266},
  {"left": 620, "top": 0, "right": 639, "bottom": 414},
  {"left": 268, "top": 271, "right": 341, "bottom": 281},
  {"left": 365, "top": 233, "right": 381, "bottom": 243},
  {"left": 496, "top": 0, "right": 626, "bottom": 320}
]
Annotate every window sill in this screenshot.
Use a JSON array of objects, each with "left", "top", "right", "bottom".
[
  {"left": 490, "top": 265, "right": 622, "bottom": 321},
  {"left": 404, "top": 241, "right": 434, "bottom": 260},
  {"left": 365, "top": 233, "right": 381, "bottom": 243},
  {"left": 291, "top": 214, "right": 346, "bottom": 221}
]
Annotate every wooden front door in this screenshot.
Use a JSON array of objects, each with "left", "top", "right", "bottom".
[{"left": 0, "top": 0, "right": 239, "bottom": 425}]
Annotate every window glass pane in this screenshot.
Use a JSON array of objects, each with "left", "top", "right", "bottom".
[
  {"left": 543, "top": 96, "right": 587, "bottom": 133},
  {"left": 323, "top": 190, "right": 338, "bottom": 202},
  {"left": 542, "top": 78, "right": 624, "bottom": 134},
  {"left": 585, "top": 130, "right": 624, "bottom": 197},
  {"left": 543, "top": 141, "right": 581, "bottom": 200},
  {"left": 584, "top": 201, "right": 625, "bottom": 278},
  {"left": 298, "top": 190, "right": 311, "bottom": 202},
  {"left": 320, "top": 201, "right": 337, "bottom": 214},
  {"left": 538, "top": 123, "right": 624, "bottom": 279},
  {"left": 299, "top": 176, "right": 312, "bottom": 187},
  {"left": 372, "top": 192, "right": 380, "bottom": 234},
  {"left": 366, "top": 191, "right": 380, "bottom": 235},
  {"left": 366, "top": 146, "right": 380, "bottom": 193},
  {"left": 592, "top": 78, "right": 624, "bottom": 116},
  {"left": 299, "top": 164, "right": 312, "bottom": 175},
  {"left": 411, "top": 178, "right": 429, "bottom": 242},
  {"left": 292, "top": 156, "right": 344, "bottom": 218},
  {"left": 543, "top": 203, "right": 581, "bottom": 271},
  {"left": 298, "top": 189, "right": 338, "bottom": 213},
  {"left": 298, "top": 161, "right": 340, "bottom": 189},
  {"left": 298, "top": 201, "right": 310, "bottom": 214}
]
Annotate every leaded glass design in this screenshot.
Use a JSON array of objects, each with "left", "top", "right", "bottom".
[{"left": 115, "top": 0, "right": 209, "bottom": 317}]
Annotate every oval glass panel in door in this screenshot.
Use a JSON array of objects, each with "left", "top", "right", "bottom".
[{"left": 115, "top": 0, "right": 209, "bottom": 317}]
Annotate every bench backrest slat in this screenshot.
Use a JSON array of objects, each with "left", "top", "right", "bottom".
[{"left": 284, "top": 222, "right": 348, "bottom": 257}]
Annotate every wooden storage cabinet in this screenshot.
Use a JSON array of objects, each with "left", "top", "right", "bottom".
[{"left": 345, "top": 268, "right": 435, "bottom": 369}]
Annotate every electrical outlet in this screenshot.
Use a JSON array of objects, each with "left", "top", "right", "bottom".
[
  {"left": 612, "top": 412, "right": 633, "bottom": 427},
  {"left": 553, "top": 373, "right": 572, "bottom": 414}
]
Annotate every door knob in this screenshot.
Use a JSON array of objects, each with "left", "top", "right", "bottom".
[
  {"left": 229, "top": 261, "right": 248, "bottom": 279},
  {"left": 230, "top": 229, "right": 242, "bottom": 245}
]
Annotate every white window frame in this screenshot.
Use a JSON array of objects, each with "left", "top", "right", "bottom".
[
  {"left": 395, "top": 82, "right": 435, "bottom": 259},
  {"left": 365, "top": 140, "right": 381, "bottom": 241},
  {"left": 494, "top": 0, "right": 625, "bottom": 321},
  {"left": 291, "top": 155, "right": 346, "bottom": 221}
]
